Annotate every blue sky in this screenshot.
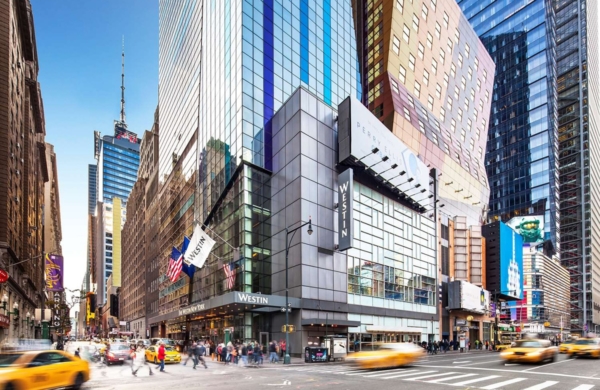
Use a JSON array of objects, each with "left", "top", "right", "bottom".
[{"left": 32, "top": 0, "right": 158, "bottom": 292}]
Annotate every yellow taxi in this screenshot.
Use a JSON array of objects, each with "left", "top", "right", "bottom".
[
  {"left": 559, "top": 341, "right": 574, "bottom": 354},
  {"left": 500, "top": 339, "right": 558, "bottom": 364},
  {"left": 0, "top": 350, "right": 89, "bottom": 390},
  {"left": 567, "top": 338, "right": 600, "bottom": 358},
  {"left": 347, "top": 343, "right": 425, "bottom": 369},
  {"left": 145, "top": 345, "right": 181, "bottom": 364}
]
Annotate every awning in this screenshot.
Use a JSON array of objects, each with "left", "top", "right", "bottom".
[
  {"left": 301, "top": 319, "right": 361, "bottom": 327},
  {"left": 366, "top": 326, "right": 423, "bottom": 334}
]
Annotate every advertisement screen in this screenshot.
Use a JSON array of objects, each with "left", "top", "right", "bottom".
[
  {"left": 460, "top": 281, "right": 490, "bottom": 314},
  {"left": 500, "top": 222, "right": 523, "bottom": 300},
  {"left": 506, "top": 215, "right": 544, "bottom": 244}
]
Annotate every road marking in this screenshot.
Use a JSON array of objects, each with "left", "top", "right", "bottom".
[
  {"left": 381, "top": 370, "right": 437, "bottom": 379},
  {"left": 405, "top": 372, "right": 457, "bottom": 381},
  {"left": 411, "top": 364, "right": 600, "bottom": 381},
  {"left": 505, "top": 363, "right": 519, "bottom": 366},
  {"left": 571, "top": 385, "right": 595, "bottom": 390},
  {"left": 362, "top": 369, "right": 418, "bottom": 378},
  {"left": 481, "top": 378, "right": 527, "bottom": 389},
  {"left": 426, "top": 373, "right": 477, "bottom": 383},
  {"left": 522, "top": 381, "right": 559, "bottom": 390},
  {"left": 335, "top": 370, "right": 369, "bottom": 375},
  {"left": 522, "top": 358, "right": 573, "bottom": 371},
  {"left": 451, "top": 375, "right": 501, "bottom": 386},
  {"left": 267, "top": 380, "right": 291, "bottom": 386},
  {"left": 453, "top": 361, "right": 472, "bottom": 364}
]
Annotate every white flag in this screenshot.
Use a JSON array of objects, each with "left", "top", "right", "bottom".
[{"left": 185, "top": 224, "right": 216, "bottom": 269}]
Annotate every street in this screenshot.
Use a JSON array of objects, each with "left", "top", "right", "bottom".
[{"left": 73, "top": 344, "right": 600, "bottom": 390}]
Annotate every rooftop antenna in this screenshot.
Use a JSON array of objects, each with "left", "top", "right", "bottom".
[{"left": 120, "top": 36, "right": 126, "bottom": 124}]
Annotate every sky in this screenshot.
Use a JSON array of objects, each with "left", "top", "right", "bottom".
[{"left": 31, "top": 0, "right": 158, "bottom": 293}]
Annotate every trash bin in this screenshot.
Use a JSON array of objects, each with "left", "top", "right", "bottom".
[{"left": 304, "top": 347, "right": 328, "bottom": 363}]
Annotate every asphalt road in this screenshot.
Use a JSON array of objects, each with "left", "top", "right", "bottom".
[{"left": 74, "top": 344, "right": 600, "bottom": 390}]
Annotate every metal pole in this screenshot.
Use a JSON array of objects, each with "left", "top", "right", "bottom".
[
  {"left": 431, "top": 316, "right": 434, "bottom": 342},
  {"left": 284, "top": 228, "right": 290, "bottom": 365}
]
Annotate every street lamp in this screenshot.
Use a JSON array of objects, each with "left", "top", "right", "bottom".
[{"left": 283, "top": 217, "right": 313, "bottom": 365}]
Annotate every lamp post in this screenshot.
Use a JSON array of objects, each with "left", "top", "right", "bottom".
[
  {"left": 283, "top": 217, "right": 313, "bottom": 365},
  {"left": 22, "top": 312, "right": 33, "bottom": 338}
]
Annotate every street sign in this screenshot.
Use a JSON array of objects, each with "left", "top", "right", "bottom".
[{"left": 0, "top": 269, "right": 8, "bottom": 283}]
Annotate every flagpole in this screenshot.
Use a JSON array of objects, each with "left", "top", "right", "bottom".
[{"left": 196, "top": 221, "right": 237, "bottom": 251}]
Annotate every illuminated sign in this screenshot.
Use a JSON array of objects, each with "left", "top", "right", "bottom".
[
  {"left": 115, "top": 128, "right": 138, "bottom": 143},
  {"left": 338, "top": 168, "right": 354, "bottom": 251},
  {"left": 500, "top": 223, "right": 523, "bottom": 300},
  {"left": 506, "top": 215, "right": 544, "bottom": 244}
]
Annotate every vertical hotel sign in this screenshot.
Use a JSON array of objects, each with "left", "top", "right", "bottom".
[
  {"left": 45, "top": 254, "right": 63, "bottom": 291},
  {"left": 338, "top": 168, "right": 354, "bottom": 251}
]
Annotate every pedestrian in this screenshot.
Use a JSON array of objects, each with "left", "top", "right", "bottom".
[
  {"left": 226, "top": 341, "right": 234, "bottom": 364},
  {"left": 220, "top": 343, "right": 227, "bottom": 363},
  {"left": 184, "top": 342, "right": 196, "bottom": 366},
  {"left": 74, "top": 348, "right": 81, "bottom": 358},
  {"left": 193, "top": 342, "right": 208, "bottom": 369},
  {"left": 254, "top": 343, "right": 264, "bottom": 365},
  {"left": 132, "top": 342, "right": 154, "bottom": 377},
  {"left": 241, "top": 343, "right": 248, "bottom": 366},
  {"left": 269, "top": 341, "right": 279, "bottom": 363},
  {"left": 156, "top": 342, "right": 166, "bottom": 372},
  {"left": 281, "top": 340, "right": 286, "bottom": 359},
  {"left": 475, "top": 340, "right": 480, "bottom": 350}
]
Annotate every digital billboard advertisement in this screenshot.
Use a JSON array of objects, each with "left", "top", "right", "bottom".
[
  {"left": 500, "top": 222, "right": 523, "bottom": 300},
  {"left": 506, "top": 215, "right": 544, "bottom": 244}
]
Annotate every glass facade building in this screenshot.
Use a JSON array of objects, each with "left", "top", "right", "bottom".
[
  {"left": 456, "top": 0, "right": 560, "bottom": 250},
  {"left": 88, "top": 164, "right": 97, "bottom": 215}
]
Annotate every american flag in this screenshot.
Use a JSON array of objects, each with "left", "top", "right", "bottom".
[
  {"left": 167, "top": 247, "right": 183, "bottom": 282},
  {"left": 223, "top": 262, "right": 236, "bottom": 290}
]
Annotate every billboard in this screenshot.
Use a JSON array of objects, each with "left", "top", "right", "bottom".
[
  {"left": 500, "top": 223, "right": 523, "bottom": 300},
  {"left": 447, "top": 280, "right": 490, "bottom": 314},
  {"left": 338, "top": 168, "right": 354, "bottom": 251},
  {"left": 338, "top": 97, "right": 430, "bottom": 207},
  {"left": 506, "top": 215, "right": 544, "bottom": 244},
  {"left": 45, "top": 254, "right": 64, "bottom": 291}
]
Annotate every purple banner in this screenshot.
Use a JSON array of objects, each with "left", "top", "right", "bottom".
[
  {"left": 45, "top": 254, "right": 63, "bottom": 291},
  {"left": 490, "top": 302, "right": 497, "bottom": 318}
]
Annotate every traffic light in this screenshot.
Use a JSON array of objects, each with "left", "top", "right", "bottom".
[{"left": 110, "top": 294, "right": 119, "bottom": 317}]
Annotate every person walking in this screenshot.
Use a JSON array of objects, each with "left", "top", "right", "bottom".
[
  {"left": 193, "top": 342, "right": 208, "bottom": 369},
  {"left": 156, "top": 342, "right": 166, "bottom": 372},
  {"left": 269, "top": 341, "right": 279, "bottom": 363},
  {"left": 184, "top": 342, "right": 196, "bottom": 366},
  {"left": 132, "top": 342, "right": 154, "bottom": 377},
  {"left": 254, "top": 343, "right": 264, "bottom": 365},
  {"left": 241, "top": 343, "right": 248, "bottom": 366},
  {"left": 280, "top": 340, "right": 286, "bottom": 359}
]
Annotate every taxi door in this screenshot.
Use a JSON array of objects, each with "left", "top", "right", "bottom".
[
  {"left": 25, "top": 352, "right": 73, "bottom": 389},
  {"left": 24, "top": 352, "right": 53, "bottom": 390}
]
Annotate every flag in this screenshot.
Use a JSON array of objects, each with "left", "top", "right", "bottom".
[
  {"left": 167, "top": 247, "right": 183, "bottom": 282},
  {"left": 180, "top": 236, "right": 195, "bottom": 278},
  {"left": 223, "top": 262, "right": 236, "bottom": 290},
  {"left": 185, "top": 224, "right": 216, "bottom": 269}
]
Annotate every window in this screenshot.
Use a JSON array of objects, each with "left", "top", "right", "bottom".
[
  {"left": 430, "top": 0, "right": 436, "bottom": 12},
  {"left": 469, "top": 138, "right": 475, "bottom": 151},
  {"left": 467, "top": 118, "right": 472, "bottom": 130},
  {"left": 446, "top": 96, "right": 453, "bottom": 110},
  {"left": 450, "top": 119, "right": 456, "bottom": 132},
  {"left": 482, "top": 118, "right": 487, "bottom": 129},
  {"left": 478, "top": 146, "right": 483, "bottom": 158},
  {"left": 473, "top": 108, "right": 478, "bottom": 120},
  {"left": 396, "top": 0, "right": 404, "bottom": 13},
  {"left": 457, "top": 108, "right": 463, "bottom": 122},
  {"left": 447, "top": 38, "right": 453, "bottom": 53},
  {"left": 460, "top": 129, "right": 466, "bottom": 142},
  {"left": 431, "top": 58, "right": 438, "bottom": 74},
  {"left": 439, "top": 49, "right": 445, "bottom": 64},
  {"left": 399, "top": 65, "right": 406, "bottom": 83},
  {"left": 458, "top": 53, "right": 463, "bottom": 68},
  {"left": 477, "top": 79, "right": 481, "bottom": 91},
  {"left": 422, "top": 4, "right": 428, "bottom": 20},
  {"left": 476, "top": 128, "right": 481, "bottom": 139},
  {"left": 418, "top": 120, "right": 426, "bottom": 133},
  {"left": 403, "top": 24, "right": 411, "bottom": 43},
  {"left": 427, "top": 32, "right": 433, "bottom": 49},
  {"left": 455, "top": 29, "right": 460, "bottom": 44},
  {"left": 423, "top": 69, "right": 429, "bottom": 85},
  {"left": 485, "top": 90, "right": 490, "bottom": 102},
  {"left": 454, "top": 86, "right": 460, "bottom": 99},
  {"left": 428, "top": 95, "right": 434, "bottom": 110},
  {"left": 483, "top": 69, "right": 487, "bottom": 81},
  {"left": 407, "top": 95, "right": 415, "bottom": 108},
  {"left": 440, "top": 107, "right": 446, "bottom": 121},
  {"left": 392, "top": 35, "right": 400, "bottom": 55},
  {"left": 461, "top": 76, "right": 466, "bottom": 90},
  {"left": 464, "top": 97, "right": 470, "bottom": 110},
  {"left": 474, "top": 57, "right": 479, "bottom": 71},
  {"left": 431, "top": 132, "right": 439, "bottom": 144},
  {"left": 443, "top": 73, "right": 449, "bottom": 88},
  {"left": 408, "top": 53, "right": 416, "bottom": 71},
  {"left": 450, "top": 63, "right": 456, "bottom": 78},
  {"left": 391, "top": 79, "right": 399, "bottom": 93},
  {"left": 403, "top": 107, "right": 411, "bottom": 121},
  {"left": 414, "top": 81, "right": 421, "bottom": 97},
  {"left": 443, "top": 12, "right": 449, "bottom": 28},
  {"left": 435, "top": 83, "right": 442, "bottom": 99},
  {"left": 465, "top": 44, "right": 470, "bottom": 58},
  {"left": 479, "top": 99, "right": 484, "bottom": 112},
  {"left": 412, "top": 14, "right": 420, "bottom": 31},
  {"left": 418, "top": 42, "right": 425, "bottom": 59},
  {"left": 468, "top": 67, "right": 473, "bottom": 80},
  {"left": 435, "top": 22, "right": 441, "bottom": 39}
]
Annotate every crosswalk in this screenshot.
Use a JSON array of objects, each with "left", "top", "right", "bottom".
[{"left": 278, "top": 366, "right": 598, "bottom": 390}]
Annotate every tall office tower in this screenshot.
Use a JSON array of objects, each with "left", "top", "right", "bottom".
[
  {"left": 352, "top": 0, "right": 495, "bottom": 226},
  {"left": 91, "top": 46, "right": 140, "bottom": 305},
  {"left": 555, "top": 0, "right": 599, "bottom": 333},
  {"left": 455, "top": 1, "right": 560, "bottom": 250},
  {"left": 151, "top": 0, "right": 360, "bottom": 339}
]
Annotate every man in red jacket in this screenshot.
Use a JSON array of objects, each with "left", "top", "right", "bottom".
[{"left": 156, "top": 342, "right": 166, "bottom": 372}]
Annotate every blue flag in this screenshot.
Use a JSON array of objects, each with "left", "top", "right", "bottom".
[{"left": 180, "top": 236, "right": 195, "bottom": 278}]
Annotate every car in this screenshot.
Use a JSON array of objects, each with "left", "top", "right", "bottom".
[
  {"left": 567, "top": 338, "right": 600, "bottom": 358},
  {"left": 559, "top": 341, "right": 574, "bottom": 354},
  {"left": 105, "top": 343, "right": 133, "bottom": 365},
  {"left": 500, "top": 339, "right": 558, "bottom": 364},
  {"left": 346, "top": 343, "right": 425, "bottom": 369},
  {"left": 0, "top": 350, "right": 90, "bottom": 390},
  {"left": 145, "top": 345, "right": 181, "bottom": 364}
]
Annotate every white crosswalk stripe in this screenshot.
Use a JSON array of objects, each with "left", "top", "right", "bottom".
[
  {"left": 426, "top": 373, "right": 477, "bottom": 383},
  {"left": 522, "top": 381, "right": 559, "bottom": 390},
  {"left": 405, "top": 372, "right": 457, "bottom": 381},
  {"left": 571, "top": 385, "right": 595, "bottom": 390},
  {"left": 481, "top": 378, "right": 528, "bottom": 389},
  {"left": 450, "top": 375, "right": 501, "bottom": 386},
  {"left": 361, "top": 369, "right": 418, "bottom": 378},
  {"left": 381, "top": 370, "right": 438, "bottom": 379}
]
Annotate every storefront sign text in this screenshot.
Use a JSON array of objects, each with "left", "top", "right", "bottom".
[
  {"left": 237, "top": 293, "right": 268, "bottom": 304},
  {"left": 178, "top": 303, "right": 206, "bottom": 316},
  {"left": 338, "top": 168, "right": 354, "bottom": 251}
]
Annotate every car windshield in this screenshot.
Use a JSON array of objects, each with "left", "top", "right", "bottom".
[
  {"left": 0, "top": 354, "right": 23, "bottom": 367},
  {"left": 514, "top": 341, "right": 543, "bottom": 348},
  {"left": 165, "top": 347, "right": 175, "bottom": 352},
  {"left": 575, "top": 339, "right": 597, "bottom": 345}
]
